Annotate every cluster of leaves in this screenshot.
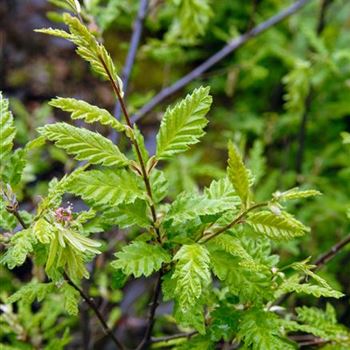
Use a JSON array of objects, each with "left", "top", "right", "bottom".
[{"left": 1, "top": 0, "right": 349, "bottom": 349}]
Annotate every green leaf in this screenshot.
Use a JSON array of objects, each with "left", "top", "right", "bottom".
[
  {"left": 49, "top": 97, "right": 125, "bottom": 132},
  {"left": 0, "top": 92, "right": 16, "bottom": 162},
  {"left": 102, "top": 199, "right": 151, "bottom": 229},
  {"left": 111, "top": 241, "right": 171, "bottom": 277},
  {"left": 0, "top": 229, "right": 36, "bottom": 269},
  {"left": 7, "top": 282, "right": 55, "bottom": 304},
  {"left": 1, "top": 148, "right": 26, "bottom": 185},
  {"left": 247, "top": 211, "right": 309, "bottom": 240},
  {"left": 150, "top": 169, "right": 169, "bottom": 203},
  {"left": 238, "top": 309, "right": 295, "bottom": 350},
  {"left": 165, "top": 189, "right": 237, "bottom": 224},
  {"left": 172, "top": 244, "right": 211, "bottom": 311},
  {"left": 34, "top": 28, "right": 72, "bottom": 39},
  {"left": 227, "top": 141, "right": 250, "bottom": 207},
  {"left": 63, "top": 14, "right": 119, "bottom": 84},
  {"left": 61, "top": 282, "right": 80, "bottom": 316},
  {"left": 33, "top": 218, "right": 55, "bottom": 244},
  {"left": 204, "top": 177, "right": 240, "bottom": 207},
  {"left": 209, "top": 234, "right": 260, "bottom": 270},
  {"left": 38, "top": 122, "right": 129, "bottom": 167},
  {"left": 273, "top": 187, "right": 321, "bottom": 202},
  {"left": 68, "top": 169, "right": 145, "bottom": 207},
  {"left": 156, "top": 86, "right": 212, "bottom": 160}
]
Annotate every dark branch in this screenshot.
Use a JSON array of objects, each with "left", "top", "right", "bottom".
[
  {"left": 64, "top": 273, "right": 126, "bottom": 350},
  {"left": 131, "top": 0, "right": 312, "bottom": 122},
  {"left": 136, "top": 270, "right": 163, "bottom": 350},
  {"left": 114, "top": 0, "right": 149, "bottom": 121}
]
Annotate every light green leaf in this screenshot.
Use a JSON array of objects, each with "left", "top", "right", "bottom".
[
  {"left": 0, "top": 229, "right": 36, "bottom": 269},
  {"left": 38, "top": 122, "right": 129, "bottom": 167},
  {"left": 112, "top": 241, "right": 171, "bottom": 277},
  {"left": 68, "top": 169, "right": 144, "bottom": 206},
  {"left": 61, "top": 282, "right": 80, "bottom": 316},
  {"left": 49, "top": 97, "right": 125, "bottom": 132},
  {"left": 34, "top": 28, "right": 72, "bottom": 39},
  {"left": 247, "top": 211, "right": 309, "bottom": 240},
  {"left": 0, "top": 92, "right": 16, "bottom": 161},
  {"left": 33, "top": 218, "right": 55, "bottom": 244},
  {"left": 273, "top": 187, "right": 321, "bottom": 202},
  {"left": 227, "top": 141, "right": 250, "bottom": 207},
  {"left": 156, "top": 86, "right": 212, "bottom": 160},
  {"left": 150, "top": 169, "right": 168, "bottom": 203},
  {"left": 7, "top": 282, "right": 55, "bottom": 304},
  {"left": 172, "top": 244, "right": 211, "bottom": 311}
]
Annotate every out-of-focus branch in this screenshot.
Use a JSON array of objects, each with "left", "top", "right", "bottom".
[
  {"left": 113, "top": 0, "right": 149, "bottom": 122},
  {"left": 131, "top": 0, "right": 312, "bottom": 122}
]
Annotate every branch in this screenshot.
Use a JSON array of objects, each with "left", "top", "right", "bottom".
[
  {"left": 113, "top": 0, "right": 149, "bottom": 121},
  {"left": 151, "top": 331, "right": 197, "bottom": 344},
  {"left": 136, "top": 270, "right": 163, "bottom": 350},
  {"left": 131, "top": 0, "right": 312, "bottom": 122},
  {"left": 64, "top": 273, "right": 126, "bottom": 350}
]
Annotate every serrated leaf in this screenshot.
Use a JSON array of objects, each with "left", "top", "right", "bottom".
[
  {"left": 1, "top": 148, "right": 26, "bottom": 185},
  {"left": 165, "top": 190, "right": 237, "bottom": 224},
  {"left": 209, "top": 234, "right": 260, "bottom": 270},
  {"left": 102, "top": 199, "right": 151, "bottom": 229},
  {"left": 112, "top": 241, "right": 171, "bottom": 277},
  {"left": 68, "top": 169, "right": 144, "bottom": 207},
  {"left": 156, "top": 86, "right": 212, "bottom": 160},
  {"left": 34, "top": 28, "right": 72, "bottom": 39},
  {"left": 0, "top": 92, "right": 16, "bottom": 161},
  {"left": 0, "top": 229, "right": 36, "bottom": 269},
  {"left": 49, "top": 97, "right": 125, "bottom": 132},
  {"left": 247, "top": 211, "right": 309, "bottom": 240},
  {"left": 33, "top": 218, "right": 55, "bottom": 244},
  {"left": 63, "top": 14, "right": 119, "bottom": 84},
  {"left": 273, "top": 187, "right": 321, "bottom": 202},
  {"left": 279, "top": 278, "right": 344, "bottom": 298},
  {"left": 204, "top": 177, "right": 240, "bottom": 207},
  {"left": 61, "top": 282, "right": 80, "bottom": 316},
  {"left": 238, "top": 309, "right": 295, "bottom": 350},
  {"left": 7, "top": 282, "right": 54, "bottom": 304},
  {"left": 150, "top": 169, "right": 168, "bottom": 203},
  {"left": 172, "top": 244, "right": 211, "bottom": 311},
  {"left": 38, "top": 122, "right": 129, "bottom": 167},
  {"left": 227, "top": 141, "right": 250, "bottom": 207}
]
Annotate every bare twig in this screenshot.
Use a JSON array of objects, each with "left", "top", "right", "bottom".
[
  {"left": 131, "top": 0, "right": 312, "bottom": 122},
  {"left": 151, "top": 331, "right": 197, "bottom": 344},
  {"left": 136, "top": 270, "right": 163, "bottom": 350},
  {"left": 114, "top": 0, "right": 149, "bottom": 121},
  {"left": 64, "top": 273, "right": 126, "bottom": 350}
]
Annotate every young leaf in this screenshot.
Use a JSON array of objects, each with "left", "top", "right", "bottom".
[
  {"left": 247, "top": 211, "right": 309, "bottom": 240},
  {"left": 7, "top": 282, "right": 55, "bottom": 305},
  {"left": 227, "top": 141, "right": 250, "bottom": 207},
  {"left": 111, "top": 241, "right": 171, "bottom": 277},
  {"left": 33, "top": 218, "right": 55, "bottom": 244},
  {"left": 172, "top": 244, "right": 211, "bottom": 311},
  {"left": 34, "top": 28, "right": 72, "bottom": 39},
  {"left": 0, "top": 229, "right": 36, "bottom": 269},
  {"left": 38, "top": 122, "right": 129, "bottom": 167},
  {"left": 68, "top": 169, "right": 145, "bottom": 207},
  {"left": 156, "top": 86, "right": 212, "bottom": 160},
  {"left": 0, "top": 92, "right": 16, "bottom": 161},
  {"left": 150, "top": 169, "right": 169, "bottom": 203},
  {"left": 273, "top": 187, "right": 321, "bottom": 202},
  {"left": 61, "top": 282, "right": 80, "bottom": 316},
  {"left": 49, "top": 97, "right": 125, "bottom": 132}
]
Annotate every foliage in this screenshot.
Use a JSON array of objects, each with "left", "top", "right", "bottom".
[{"left": 1, "top": 0, "right": 350, "bottom": 349}]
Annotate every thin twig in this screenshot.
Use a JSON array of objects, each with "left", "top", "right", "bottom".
[
  {"left": 199, "top": 202, "right": 268, "bottom": 243},
  {"left": 64, "top": 273, "right": 126, "bottom": 350},
  {"left": 114, "top": 0, "right": 149, "bottom": 121},
  {"left": 151, "top": 331, "right": 197, "bottom": 344},
  {"left": 136, "top": 270, "right": 163, "bottom": 350},
  {"left": 131, "top": 0, "right": 312, "bottom": 122}
]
